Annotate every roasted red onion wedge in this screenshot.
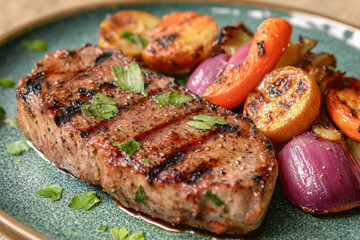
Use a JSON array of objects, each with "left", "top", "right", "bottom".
[
  {"left": 186, "top": 53, "right": 229, "bottom": 95},
  {"left": 277, "top": 132, "right": 360, "bottom": 213}
]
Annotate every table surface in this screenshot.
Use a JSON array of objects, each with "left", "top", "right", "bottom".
[{"left": 0, "top": 0, "right": 359, "bottom": 239}]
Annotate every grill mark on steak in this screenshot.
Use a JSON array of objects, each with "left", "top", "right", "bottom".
[{"left": 95, "top": 51, "right": 113, "bottom": 64}]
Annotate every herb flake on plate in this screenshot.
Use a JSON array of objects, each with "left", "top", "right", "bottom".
[
  {"left": 111, "top": 226, "right": 144, "bottom": 240},
  {"left": 0, "top": 105, "right": 5, "bottom": 119},
  {"left": 154, "top": 92, "right": 192, "bottom": 107},
  {"left": 0, "top": 78, "right": 15, "bottom": 88},
  {"left": 81, "top": 93, "right": 118, "bottom": 119},
  {"left": 68, "top": 192, "right": 100, "bottom": 211},
  {"left": 5, "top": 118, "right": 18, "bottom": 128},
  {"left": 22, "top": 39, "right": 47, "bottom": 52},
  {"left": 192, "top": 114, "right": 227, "bottom": 125},
  {"left": 112, "top": 140, "right": 142, "bottom": 157},
  {"left": 98, "top": 226, "right": 108, "bottom": 232},
  {"left": 7, "top": 139, "right": 30, "bottom": 155},
  {"left": 36, "top": 184, "right": 63, "bottom": 202},
  {"left": 121, "top": 31, "right": 148, "bottom": 48},
  {"left": 112, "top": 62, "right": 147, "bottom": 96}
]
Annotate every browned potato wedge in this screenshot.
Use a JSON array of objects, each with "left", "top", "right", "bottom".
[
  {"left": 98, "top": 10, "right": 160, "bottom": 58},
  {"left": 142, "top": 11, "right": 218, "bottom": 74},
  {"left": 212, "top": 23, "right": 253, "bottom": 55}
]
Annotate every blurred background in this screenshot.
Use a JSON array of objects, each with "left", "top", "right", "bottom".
[{"left": 0, "top": 0, "right": 359, "bottom": 44}]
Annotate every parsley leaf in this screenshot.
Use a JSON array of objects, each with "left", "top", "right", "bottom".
[
  {"left": 120, "top": 31, "right": 148, "bottom": 48},
  {"left": 0, "top": 78, "right": 15, "bottom": 88},
  {"left": 214, "top": 75, "right": 226, "bottom": 83},
  {"left": 5, "top": 118, "right": 18, "bottom": 128},
  {"left": 155, "top": 92, "right": 192, "bottom": 107},
  {"left": 192, "top": 115, "right": 227, "bottom": 125},
  {"left": 112, "top": 62, "right": 147, "bottom": 96},
  {"left": 111, "top": 226, "right": 144, "bottom": 240},
  {"left": 142, "top": 158, "right": 150, "bottom": 165},
  {"left": 36, "top": 184, "right": 63, "bottom": 202},
  {"left": 327, "top": 65, "right": 337, "bottom": 71},
  {"left": 0, "top": 105, "right": 5, "bottom": 120},
  {"left": 68, "top": 192, "right": 100, "bottom": 211},
  {"left": 186, "top": 120, "right": 211, "bottom": 130},
  {"left": 98, "top": 226, "right": 108, "bottom": 232},
  {"left": 134, "top": 186, "right": 147, "bottom": 207},
  {"left": 112, "top": 140, "right": 141, "bottom": 157},
  {"left": 7, "top": 139, "right": 30, "bottom": 155},
  {"left": 343, "top": 79, "right": 351, "bottom": 86},
  {"left": 22, "top": 39, "right": 47, "bottom": 52},
  {"left": 205, "top": 190, "right": 228, "bottom": 213},
  {"left": 175, "top": 75, "right": 189, "bottom": 86},
  {"left": 81, "top": 93, "right": 118, "bottom": 119}
]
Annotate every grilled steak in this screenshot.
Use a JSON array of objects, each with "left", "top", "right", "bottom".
[{"left": 16, "top": 44, "right": 277, "bottom": 235}]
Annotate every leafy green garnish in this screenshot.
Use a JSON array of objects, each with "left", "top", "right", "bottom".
[
  {"left": 343, "top": 79, "right": 351, "bottom": 86},
  {"left": 81, "top": 93, "right": 118, "bottom": 119},
  {"left": 186, "top": 120, "right": 211, "bottom": 130},
  {"left": 0, "top": 105, "right": 5, "bottom": 119},
  {"left": 5, "top": 118, "right": 18, "bottom": 128},
  {"left": 142, "top": 158, "right": 150, "bottom": 165},
  {"left": 111, "top": 226, "right": 144, "bottom": 240},
  {"left": 214, "top": 75, "right": 226, "bottom": 83},
  {"left": 22, "top": 39, "right": 47, "bottom": 52},
  {"left": 68, "top": 192, "right": 100, "bottom": 211},
  {"left": 175, "top": 75, "right": 189, "bottom": 86},
  {"left": 192, "top": 114, "right": 227, "bottom": 125},
  {"left": 134, "top": 186, "right": 147, "bottom": 207},
  {"left": 7, "top": 139, "right": 30, "bottom": 155},
  {"left": 36, "top": 184, "right": 63, "bottom": 202},
  {"left": 327, "top": 65, "right": 337, "bottom": 71},
  {"left": 98, "top": 226, "right": 108, "bottom": 232},
  {"left": 112, "top": 140, "right": 142, "bottom": 157},
  {"left": 0, "top": 78, "right": 15, "bottom": 88},
  {"left": 120, "top": 31, "right": 148, "bottom": 48},
  {"left": 121, "top": 192, "right": 129, "bottom": 204},
  {"left": 154, "top": 92, "right": 192, "bottom": 107},
  {"left": 112, "top": 62, "right": 147, "bottom": 96},
  {"left": 205, "top": 190, "right": 228, "bottom": 213}
]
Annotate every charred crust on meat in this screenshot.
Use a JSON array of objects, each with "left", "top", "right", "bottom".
[
  {"left": 95, "top": 52, "right": 112, "bottom": 64},
  {"left": 256, "top": 41, "right": 265, "bottom": 57},
  {"left": 215, "top": 123, "right": 238, "bottom": 133},
  {"left": 78, "top": 88, "right": 87, "bottom": 94},
  {"left": 54, "top": 100, "right": 85, "bottom": 126},
  {"left": 251, "top": 174, "right": 265, "bottom": 184},
  {"left": 85, "top": 89, "right": 97, "bottom": 98},
  {"left": 146, "top": 152, "right": 186, "bottom": 184}
]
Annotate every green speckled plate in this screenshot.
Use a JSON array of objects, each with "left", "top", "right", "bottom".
[{"left": 1, "top": 2, "right": 360, "bottom": 240}]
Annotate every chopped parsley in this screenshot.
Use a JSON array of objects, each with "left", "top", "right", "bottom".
[
  {"left": 98, "top": 226, "right": 108, "bottom": 232},
  {"left": 121, "top": 192, "right": 129, "bottom": 204},
  {"left": 214, "top": 75, "right": 226, "bottom": 83},
  {"left": 22, "top": 39, "right": 47, "bottom": 52},
  {"left": 0, "top": 78, "right": 15, "bottom": 88},
  {"left": 120, "top": 31, "right": 148, "bottom": 48},
  {"left": 205, "top": 190, "right": 228, "bottom": 213},
  {"left": 5, "top": 118, "right": 18, "bottom": 128},
  {"left": 0, "top": 105, "right": 5, "bottom": 119},
  {"left": 192, "top": 114, "right": 227, "bottom": 125},
  {"left": 186, "top": 121, "right": 211, "bottom": 130},
  {"left": 112, "top": 140, "right": 141, "bottom": 157},
  {"left": 112, "top": 62, "right": 147, "bottom": 96},
  {"left": 327, "top": 65, "right": 337, "bottom": 71},
  {"left": 111, "top": 226, "right": 144, "bottom": 240},
  {"left": 68, "top": 192, "right": 100, "bottom": 211},
  {"left": 36, "top": 184, "right": 63, "bottom": 202},
  {"left": 175, "top": 75, "right": 189, "bottom": 86},
  {"left": 154, "top": 92, "right": 192, "bottom": 107},
  {"left": 81, "top": 93, "right": 118, "bottom": 119},
  {"left": 134, "top": 185, "right": 147, "bottom": 207},
  {"left": 343, "top": 79, "right": 351, "bottom": 86},
  {"left": 142, "top": 158, "right": 150, "bottom": 165},
  {"left": 7, "top": 139, "right": 30, "bottom": 155}
]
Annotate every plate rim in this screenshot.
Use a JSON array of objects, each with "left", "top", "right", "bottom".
[{"left": 0, "top": 1, "right": 359, "bottom": 240}]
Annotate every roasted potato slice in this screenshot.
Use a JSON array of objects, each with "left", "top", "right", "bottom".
[
  {"left": 212, "top": 23, "right": 253, "bottom": 55},
  {"left": 142, "top": 11, "right": 218, "bottom": 74},
  {"left": 98, "top": 10, "right": 160, "bottom": 58}
]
